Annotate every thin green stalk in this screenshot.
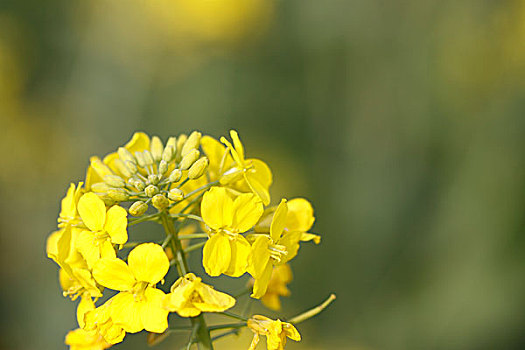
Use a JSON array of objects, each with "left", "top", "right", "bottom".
[
  {"left": 208, "top": 323, "right": 245, "bottom": 332},
  {"left": 288, "top": 294, "right": 336, "bottom": 324},
  {"left": 211, "top": 328, "right": 242, "bottom": 342},
  {"left": 218, "top": 311, "right": 249, "bottom": 322},
  {"left": 184, "top": 241, "right": 206, "bottom": 254},
  {"left": 178, "top": 233, "right": 209, "bottom": 240},
  {"left": 128, "top": 212, "right": 160, "bottom": 225},
  {"left": 170, "top": 213, "right": 204, "bottom": 223},
  {"left": 159, "top": 211, "right": 214, "bottom": 350}
]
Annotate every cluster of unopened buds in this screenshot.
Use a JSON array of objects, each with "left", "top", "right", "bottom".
[{"left": 47, "top": 130, "right": 335, "bottom": 350}]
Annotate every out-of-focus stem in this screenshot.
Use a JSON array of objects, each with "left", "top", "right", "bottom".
[{"left": 288, "top": 294, "right": 336, "bottom": 324}]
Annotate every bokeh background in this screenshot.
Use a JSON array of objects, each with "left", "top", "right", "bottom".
[{"left": 1, "top": 0, "right": 525, "bottom": 349}]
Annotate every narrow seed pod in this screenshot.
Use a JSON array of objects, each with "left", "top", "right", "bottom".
[
  {"left": 91, "top": 182, "right": 112, "bottom": 193},
  {"left": 145, "top": 185, "right": 159, "bottom": 197},
  {"left": 179, "top": 149, "right": 200, "bottom": 170},
  {"left": 134, "top": 151, "right": 147, "bottom": 168},
  {"left": 143, "top": 150, "right": 154, "bottom": 166},
  {"left": 103, "top": 174, "right": 126, "bottom": 188},
  {"left": 169, "top": 169, "right": 183, "bottom": 183},
  {"left": 129, "top": 201, "right": 148, "bottom": 216},
  {"left": 150, "top": 136, "right": 164, "bottom": 162},
  {"left": 188, "top": 157, "right": 209, "bottom": 179},
  {"left": 152, "top": 194, "right": 169, "bottom": 210},
  {"left": 162, "top": 145, "right": 175, "bottom": 163},
  {"left": 181, "top": 131, "right": 201, "bottom": 157},
  {"left": 158, "top": 160, "right": 168, "bottom": 175},
  {"left": 118, "top": 147, "right": 136, "bottom": 164},
  {"left": 107, "top": 188, "right": 130, "bottom": 202},
  {"left": 168, "top": 188, "right": 184, "bottom": 202},
  {"left": 148, "top": 174, "right": 160, "bottom": 185},
  {"left": 113, "top": 159, "right": 132, "bottom": 178}
]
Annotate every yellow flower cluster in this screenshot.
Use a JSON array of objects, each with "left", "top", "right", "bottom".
[{"left": 47, "top": 130, "right": 329, "bottom": 350}]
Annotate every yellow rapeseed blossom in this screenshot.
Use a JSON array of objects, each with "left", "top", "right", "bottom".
[
  {"left": 249, "top": 199, "right": 301, "bottom": 298},
  {"left": 201, "top": 186, "right": 263, "bottom": 277},
  {"left": 164, "top": 273, "right": 236, "bottom": 317},
  {"left": 247, "top": 315, "right": 301, "bottom": 350},
  {"left": 58, "top": 182, "right": 84, "bottom": 228},
  {"left": 83, "top": 299, "right": 126, "bottom": 345},
  {"left": 92, "top": 243, "right": 169, "bottom": 334},
  {"left": 75, "top": 193, "right": 127, "bottom": 268},
  {"left": 65, "top": 328, "right": 111, "bottom": 350},
  {"left": 254, "top": 264, "right": 293, "bottom": 311},
  {"left": 220, "top": 130, "right": 273, "bottom": 205}
]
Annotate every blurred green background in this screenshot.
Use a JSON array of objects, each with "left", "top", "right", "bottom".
[{"left": 1, "top": 0, "right": 525, "bottom": 349}]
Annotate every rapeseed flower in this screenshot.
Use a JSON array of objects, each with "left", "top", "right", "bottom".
[
  {"left": 247, "top": 315, "right": 301, "bottom": 350},
  {"left": 164, "top": 273, "right": 235, "bottom": 317},
  {"left": 65, "top": 328, "right": 111, "bottom": 350},
  {"left": 252, "top": 264, "right": 292, "bottom": 311},
  {"left": 201, "top": 186, "right": 263, "bottom": 277}
]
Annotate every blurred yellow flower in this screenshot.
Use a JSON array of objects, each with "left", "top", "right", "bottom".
[
  {"left": 247, "top": 315, "right": 300, "bottom": 350},
  {"left": 65, "top": 328, "right": 111, "bottom": 350},
  {"left": 164, "top": 273, "right": 236, "bottom": 317},
  {"left": 255, "top": 264, "right": 292, "bottom": 311}
]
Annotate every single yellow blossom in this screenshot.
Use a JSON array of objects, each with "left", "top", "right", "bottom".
[
  {"left": 220, "top": 130, "right": 272, "bottom": 205},
  {"left": 83, "top": 298, "right": 126, "bottom": 345},
  {"left": 75, "top": 193, "right": 127, "bottom": 268},
  {"left": 92, "top": 243, "right": 170, "bottom": 334},
  {"left": 58, "top": 182, "right": 84, "bottom": 228},
  {"left": 249, "top": 200, "right": 301, "bottom": 298},
  {"left": 164, "top": 273, "right": 236, "bottom": 317},
  {"left": 201, "top": 187, "right": 263, "bottom": 277},
  {"left": 247, "top": 315, "right": 301, "bottom": 350},
  {"left": 65, "top": 328, "right": 111, "bottom": 350}
]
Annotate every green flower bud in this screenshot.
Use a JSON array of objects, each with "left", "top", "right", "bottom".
[
  {"left": 113, "top": 159, "right": 132, "bottom": 178},
  {"left": 125, "top": 160, "right": 138, "bottom": 174},
  {"left": 143, "top": 150, "right": 154, "bottom": 166},
  {"left": 168, "top": 188, "right": 184, "bottom": 202},
  {"left": 118, "top": 147, "right": 136, "bottom": 164},
  {"left": 152, "top": 194, "right": 169, "bottom": 210},
  {"left": 179, "top": 149, "right": 200, "bottom": 170},
  {"left": 108, "top": 188, "right": 130, "bottom": 202},
  {"left": 169, "top": 169, "right": 183, "bottom": 183},
  {"left": 133, "top": 179, "right": 146, "bottom": 191},
  {"left": 145, "top": 184, "right": 159, "bottom": 197},
  {"left": 166, "top": 136, "right": 176, "bottom": 149},
  {"left": 129, "top": 201, "right": 148, "bottom": 216},
  {"left": 175, "top": 134, "right": 187, "bottom": 161},
  {"left": 148, "top": 174, "right": 160, "bottom": 185},
  {"left": 150, "top": 136, "right": 164, "bottom": 162},
  {"left": 181, "top": 131, "right": 201, "bottom": 157},
  {"left": 188, "top": 157, "right": 209, "bottom": 179},
  {"left": 158, "top": 160, "right": 168, "bottom": 175},
  {"left": 103, "top": 174, "right": 126, "bottom": 188},
  {"left": 162, "top": 145, "right": 175, "bottom": 163}
]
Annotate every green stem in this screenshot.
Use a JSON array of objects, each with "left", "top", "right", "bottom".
[
  {"left": 178, "top": 233, "right": 209, "bottom": 240},
  {"left": 128, "top": 212, "right": 160, "bottom": 225},
  {"left": 159, "top": 211, "right": 214, "bottom": 350},
  {"left": 170, "top": 213, "right": 204, "bottom": 223},
  {"left": 208, "top": 323, "right": 245, "bottom": 332},
  {"left": 184, "top": 241, "right": 206, "bottom": 254},
  {"left": 218, "top": 311, "right": 249, "bottom": 322},
  {"left": 211, "top": 328, "right": 242, "bottom": 342}
]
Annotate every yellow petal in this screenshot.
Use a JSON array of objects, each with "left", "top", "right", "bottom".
[
  {"left": 123, "top": 132, "right": 150, "bottom": 153},
  {"left": 75, "top": 231, "right": 100, "bottom": 269},
  {"left": 284, "top": 322, "right": 301, "bottom": 341},
  {"left": 201, "top": 187, "right": 233, "bottom": 230},
  {"left": 78, "top": 193, "right": 106, "bottom": 232},
  {"left": 221, "top": 134, "right": 244, "bottom": 167},
  {"left": 230, "top": 130, "right": 245, "bottom": 163},
  {"left": 300, "top": 232, "right": 321, "bottom": 244},
  {"left": 245, "top": 172, "right": 271, "bottom": 206},
  {"left": 89, "top": 156, "right": 114, "bottom": 179},
  {"left": 251, "top": 261, "right": 273, "bottom": 299},
  {"left": 225, "top": 235, "right": 251, "bottom": 277},
  {"left": 92, "top": 258, "right": 135, "bottom": 291},
  {"left": 202, "top": 233, "right": 231, "bottom": 276},
  {"left": 110, "top": 292, "right": 144, "bottom": 333},
  {"left": 278, "top": 231, "right": 302, "bottom": 263},
  {"left": 232, "top": 193, "right": 263, "bottom": 233},
  {"left": 286, "top": 198, "right": 315, "bottom": 232},
  {"left": 71, "top": 267, "right": 103, "bottom": 298},
  {"left": 249, "top": 235, "right": 271, "bottom": 278},
  {"left": 270, "top": 199, "right": 288, "bottom": 241},
  {"left": 127, "top": 243, "right": 169, "bottom": 284},
  {"left": 249, "top": 158, "right": 273, "bottom": 188},
  {"left": 194, "top": 284, "right": 236, "bottom": 312},
  {"left": 104, "top": 205, "right": 128, "bottom": 245},
  {"left": 60, "top": 183, "right": 80, "bottom": 220},
  {"left": 201, "top": 135, "right": 233, "bottom": 178},
  {"left": 141, "top": 288, "right": 169, "bottom": 333},
  {"left": 164, "top": 279, "right": 196, "bottom": 312},
  {"left": 77, "top": 295, "right": 95, "bottom": 329}
]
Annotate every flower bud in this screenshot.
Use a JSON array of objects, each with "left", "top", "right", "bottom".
[
  {"left": 168, "top": 188, "right": 184, "bottom": 201},
  {"left": 118, "top": 147, "right": 135, "bottom": 164},
  {"left": 129, "top": 201, "right": 148, "bottom": 216},
  {"left": 152, "top": 194, "right": 169, "bottom": 210},
  {"left": 133, "top": 179, "right": 146, "bottom": 191},
  {"left": 150, "top": 136, "right": 164, "bottom": 162},
  {"left": 175, "top": 134, "right": 187, "bottom": 161},
  {"left": 181, "top": 131, "right": 201, "bottom": 157},
  {"left": 113, "top": 159, "right": 132, "bottom": 178},
  {"left": 169, "top": 169, "right": 182, "bottom": 183},
  {"left": 108, "top": 188, "right": 130, "bottom": 202},
  {"left": 188, "top": 157, "right": 209, "bottom": 179},
  {"left": 91, "top": 182, "right": 112, "bottom": 193},
  {"left": 179, "top": 149, "right": 200, "bottom": 170},
  {"left": 166, "top": 136, "right": 176, "bottom": 149},
  {"left": 158, "top": 160, "right": 168, "bottom": 175},
  {"left": 148, "top": 174, "right": 160, "bottom": 185},
  {"left": 143, "top": 150, "right": 154, "bottom": 166},
  {"left": 103, "top": 174, "right": 126, "bottom": 188},
  {"left": 162, "top": 145, "right": 175, "bottom": 163},
  {"left": 134, "top": 151, "right": 147, "bottom": 168},
  {"left": 125, "top": 160, "right": 138, "bottom": 174},
  {"left": 145, "top": 185, "right": 159, "bottom": 197}
]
